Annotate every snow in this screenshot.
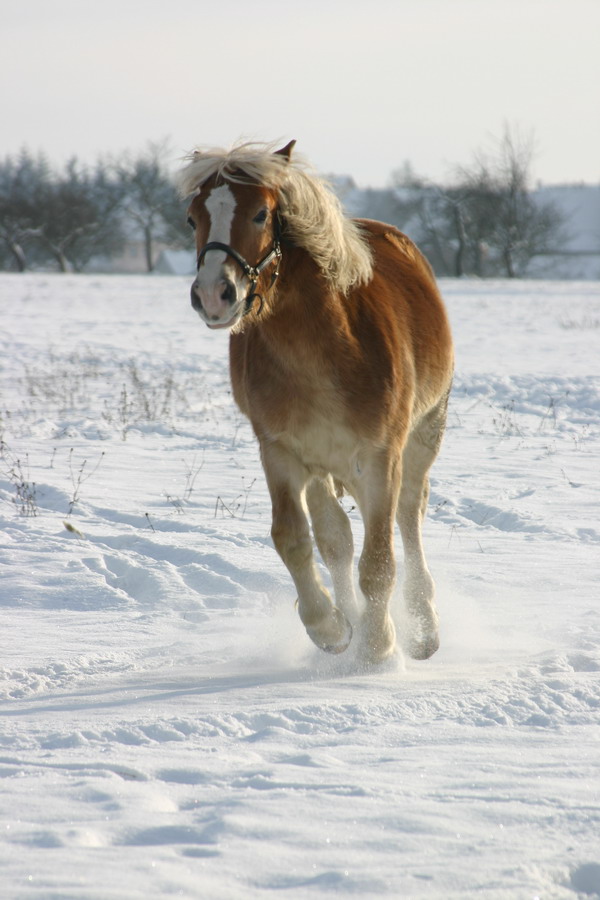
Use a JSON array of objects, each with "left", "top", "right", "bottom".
[{"left": 0, "top": 273, "right": 599, "bottom": 899}]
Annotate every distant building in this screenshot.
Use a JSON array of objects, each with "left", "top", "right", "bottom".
[
  {"left": 89, "top": 238, "right": 155, "bottom": 274},
  {"left": 154, "top": 249, "right": 196, "bottom": 276},
  {"left": 527, "top": 184, "right": 600, "bottom": 279}
]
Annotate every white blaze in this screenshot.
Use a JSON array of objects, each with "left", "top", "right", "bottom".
[{"left": 198, "top": 183, "right": 237, "bottom": 286}]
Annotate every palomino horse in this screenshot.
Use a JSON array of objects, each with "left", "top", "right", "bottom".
[{"left": 178, "top": 141, "right": 453, "bottom": 664}]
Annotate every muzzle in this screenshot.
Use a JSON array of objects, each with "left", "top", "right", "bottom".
[{"left": 195, "top": 216, "right": 283, "bottom": 317}]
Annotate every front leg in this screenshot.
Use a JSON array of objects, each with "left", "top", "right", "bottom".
[
  {"left": 261, "top": 441, "right": 352, "bottom": 654},
  {"left": 305, "top": 476, "right": 359, "bottom": 624}
]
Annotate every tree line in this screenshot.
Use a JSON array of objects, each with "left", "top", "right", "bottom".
[
  {"left": 0, "top": 128, "right": 568, "bottom": 277},
  {"left": 363, "top": 127, "right": 568, "bottom": 278},
  {"left": 0, "top": 141, "right": 189, "bottom": 273}
]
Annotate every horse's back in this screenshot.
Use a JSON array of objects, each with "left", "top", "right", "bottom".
[
  {"left": 356, "top": 218, "right": 441, "bottom": 306},
  {"left": 353, "top": 219, "right": 453, "bottom": 415}
]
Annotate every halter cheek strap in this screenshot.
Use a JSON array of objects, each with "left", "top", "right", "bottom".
[{"left": 196, "top": 215, "right": 283, "bottom": 317}]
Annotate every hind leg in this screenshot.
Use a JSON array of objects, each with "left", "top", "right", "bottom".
[
  {"left": 306, "top": 476, "right": 360, "bottom": 623},
  {"left": 397, "top": 396, "right": 449, "bottom": 659}
]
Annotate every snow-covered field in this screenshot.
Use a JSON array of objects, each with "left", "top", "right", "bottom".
[{"left": 0, "top": 273, "right": 599, "bottom": 900}]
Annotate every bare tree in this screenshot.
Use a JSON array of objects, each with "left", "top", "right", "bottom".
[
  {"left": 116, "top": 141, "right": 188, "bottom": 272},
  {"left": 34, "top": 158, "right": 124, "bottom": 272},
  {"left": 464, "top": 126, "right": 567, "bottom": 277},
  {"left": 0, "top": 152, "right": 125, "bottom": 272},
  {"left": 414, "top": 189, "right": 453, "bottom": 276},
  {"left": 415, "top": 126, "right": 569, "bottom": 278},
  {"left": 0, "top": 150, "right": 48, "bottom": 271}
]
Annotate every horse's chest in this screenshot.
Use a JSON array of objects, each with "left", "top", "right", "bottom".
[{"left": 240, "top": 367, "right": 359, "bottom": 479}]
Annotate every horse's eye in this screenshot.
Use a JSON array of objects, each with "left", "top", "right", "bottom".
[
  {"left": 187, "top": 216, "right": 196, "bottom": 231},
  {"left": 253, "top": 208, "right": 268, "bottom": 225}
]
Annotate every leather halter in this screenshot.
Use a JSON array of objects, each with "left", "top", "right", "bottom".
[{"left": 195, "top": 215, "right": 283, "bottom": 317}]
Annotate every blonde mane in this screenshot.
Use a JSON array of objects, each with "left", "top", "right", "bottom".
[{"left": 177, "top": 142, "right": 373, "bottom": 294}]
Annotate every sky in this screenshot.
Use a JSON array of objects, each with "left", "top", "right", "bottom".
[{"left": 2, "top": 0, "right": 599, "bottom": 187}]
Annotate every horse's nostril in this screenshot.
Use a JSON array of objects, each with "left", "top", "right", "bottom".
[
  {"left": 220, "top": 281, "right": 236, "bottom": 304},
  {"left": 190, "top": 284, "right": 202, "bottom": 310}
]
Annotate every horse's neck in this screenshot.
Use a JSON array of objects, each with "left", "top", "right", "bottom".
[{"left": 260, "top": 251, "right": 340, "bottom": 373}]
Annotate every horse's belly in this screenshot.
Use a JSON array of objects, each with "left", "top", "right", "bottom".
[{"left": 275, "top": 420, "right": 363, "bottom": 483}]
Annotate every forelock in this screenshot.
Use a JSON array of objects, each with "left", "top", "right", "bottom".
[{"left": 176, "top": 141, "right": 299, "bottom": 198}]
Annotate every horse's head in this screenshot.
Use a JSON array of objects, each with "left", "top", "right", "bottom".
[
  {"left": 187, "top": 180, "right": 280, "bottom": 330},
  {"left": 185, "top": 142, "right": 295, "bottom": 331}
]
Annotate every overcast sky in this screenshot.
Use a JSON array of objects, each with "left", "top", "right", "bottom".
[{"left": 2, "top": 0, "right": 599, "bottom": 187}]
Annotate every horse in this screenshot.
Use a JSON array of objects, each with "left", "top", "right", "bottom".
[{"left": 178, "top": 141, "right": 453, "bottom": 665}]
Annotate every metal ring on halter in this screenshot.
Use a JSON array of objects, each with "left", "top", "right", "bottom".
[{"left": 245, "top": 292, "right": 265, "bottom": 317}]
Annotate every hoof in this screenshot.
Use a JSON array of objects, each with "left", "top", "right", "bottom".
[
  {"left": 406, "top": 634, "right": 440, "bottom": 660},
  {"left": 404, "top": 610, "right": 440, "bottom": 660},
  {"left": 358, "top": 634, "right": 397, "bottom": 666},
  {"left": 405, "top": 623, "right": 440, "bottom": 660},
  {"left": 306, "top": 606, "right": 353, "bottom": 655},
  {"left": 356, "top": 613, "right": 397, "bottom": 666}
]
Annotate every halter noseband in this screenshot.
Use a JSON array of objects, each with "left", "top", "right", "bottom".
[{"left": 195, "top": 215, "right": 283, "bottom": 317}]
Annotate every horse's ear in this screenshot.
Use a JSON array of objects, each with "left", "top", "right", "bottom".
[{"left": 275, "top": 140, "right": 296, "bottom": 162}]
